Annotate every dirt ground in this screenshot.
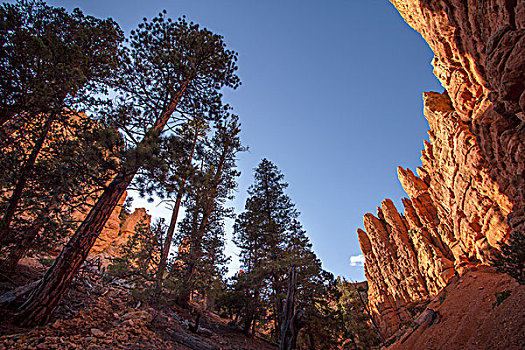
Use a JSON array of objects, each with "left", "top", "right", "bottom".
[{"left": 387, "top": 265, "right": 525, "bottom": 350}]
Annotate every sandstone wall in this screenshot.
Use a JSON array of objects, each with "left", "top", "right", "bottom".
[{"left": 358, "top": 1, "right": 525, "bottom": 337}]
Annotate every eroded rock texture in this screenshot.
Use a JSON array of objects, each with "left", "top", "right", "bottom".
[
  {"left": 358, "top": 1, "right": 525, "bottom": 337},
  {"left": 71, "top": 192, "right": 151, "bottom": 262},
  {"left": 91, "top": 207, "right": 151, "bottom": 261}
]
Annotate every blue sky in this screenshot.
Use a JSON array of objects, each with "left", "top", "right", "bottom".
[{"left": 45, "top": 0, "right": 443, "bottom": 281}]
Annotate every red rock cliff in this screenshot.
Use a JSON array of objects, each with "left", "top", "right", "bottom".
[{"left": 358, "top": 0, "right": 525, "bottom": 337}]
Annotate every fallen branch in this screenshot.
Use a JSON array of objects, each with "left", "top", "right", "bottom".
[
  {"left": 165, "top": 328, "right": 215, "bottom": 350},
  {"left": 0, "top": 280, "right": 40, "bottom": 304},
  {"left": 0, "top": 271, "right": 17, "bottom": 285}
]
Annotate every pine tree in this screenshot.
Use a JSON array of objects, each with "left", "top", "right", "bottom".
[
  {"left": 0, "top": 112, "right": 121, "bottom": 270},
  {"left": 0, "top": 0, "right": 123, "bottom": 244},
  {"left": 132, "top": 118, "right": 210, "bottom": 288},
  {"left": 335, "top": 278, "right": 382, "bottom": 349},
  {"left": 231, "top": 159, "right": 349, "bottom": 348},
  {"left": 107, "top": 219, "right": 165, "bottom": 300},
  {"left": 282, "top": 220, "right": 343, "bottom": 349},
  {"left": 232, "top": 159, "right": 298, "bottom": 338},
  {"left": 15, "top": 12, "right": 240, "bottom": 326},
  {"left": 494, "top": 231, "right": 525, "bottom": 284},
  {"left": 0, "top": 0, "right": 122, "bottom": 129},
  {"left": 174, "top": 115, "right": 243, "bottom": 304}
]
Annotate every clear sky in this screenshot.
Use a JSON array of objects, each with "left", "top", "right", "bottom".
[{"left": 44, "top": 0, "right": 443, "bottom": 281}]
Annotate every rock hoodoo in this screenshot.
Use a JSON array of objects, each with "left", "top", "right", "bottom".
[
  {"left": 71, "top": 192, "right": 151, "bottom": 263},
  {"left": 358, "top": 0, "right": 525, "bottom": 337},
  {"left": 91, "top": 206, "right": 152, "bottom": 261}
]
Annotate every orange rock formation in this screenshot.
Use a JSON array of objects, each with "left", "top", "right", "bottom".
[
  {"left": 71, "top": 191, "right": 152, "bottom": 262},
  {"left": 358, "top": 0, "right": 525, "bottom": 337},
  {"left": 91, "top": 206, "right": 151, "bottom": 261}
]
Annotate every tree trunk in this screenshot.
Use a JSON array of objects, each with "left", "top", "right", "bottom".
[
  {"left": 14, "top": 81, "right": 189, "bottom": 327},
  {"left": 273, "top": 273, "right": 283, "bottom": 341},
  {"left": 279, "top": 268, "right": 304, "bottom": 350},
  {"left": 156, "top": 190, "right": 183, "bottom": 288},
  {"left": 156, "top": 128, "right": 199, "bottom": 288},
  {"left": 178, "top": 139, "right": 230, "bottom": 303},
  {"left": 5, "top": 199, "right": 59, "bottom": 272},
  {"left": 0, "top": 116, "right": 53, "bottom": 245},
  {"left": 15, "top": 174, "right": 132, "bottom": 326}
]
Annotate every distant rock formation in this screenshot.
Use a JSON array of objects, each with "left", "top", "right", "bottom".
[
  {"left": 70, "top": 191, "right": 152, "bottom": 263},
  {"left": 91, "top": 205, "right": 152, "bottom": 261},
  {"left": 358, "top": 0, "right": 525, "bottom": 337}
]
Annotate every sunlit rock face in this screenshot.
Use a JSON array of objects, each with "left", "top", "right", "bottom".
[
  {"left": 358, "top": 0, "right": 525, "bottom": 337},
  {"left": 71, "top": 191, "right": 152, "bottom": 263},
  {"left": 88, "top": 193, "right": 127, "bottom": 257},
  {"left": 91, "top": 206, "right": 152, "bottom": 261}
]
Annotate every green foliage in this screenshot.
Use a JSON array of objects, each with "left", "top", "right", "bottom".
[
  {"left": 0, "top": 1, "right": 245, "bottom": 329},
  {"left": 494, "top": 230, "right": 525, "bottom": 284},
  {"left": 107, "top": 219, "right": 165, "bottom": 299},
  {"left": 0, "top": 111, "right": 121, "bottom": 257},
  {"left": 335, "top": 279, "right": 381, "bottom": 349},
  {"left": 100, "top": 14, "right": 244, "bottom": 304},
  {"left": 0, "top": 0, "right": 123, "bottom": 123},
  {"left": 167, "top": 114, "right": 243, "bottom": 304},
  {"left": 228, "top": 159, "right": 347, "bottom": 347},
  {"left": 493, "top": 290, "right": 511, "bottom": 308},
  {"left": 0, "top": 0, "right": 123, "bottom": 263},
  {"left": 104, "top": 11, "right": 240, "bottom": 159}
]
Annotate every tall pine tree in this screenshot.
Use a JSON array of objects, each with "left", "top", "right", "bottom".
[
  {"left": 232, "top": 159, "right": 348, "bottom": 348},
  {"left": 174, "top": 115, "right": 243, "bottom": 304},
  {"left": 233, "top": 159, "right": 298, "bottom": 339},
  {"left": 16, "top": 12, "right": 240, "bottom": 326},
  {"left": 0, "top": 0, "right": 123, "bottom": 244}
]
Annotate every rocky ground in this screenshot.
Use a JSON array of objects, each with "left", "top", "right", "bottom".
[
  {"left": 385, "top": 265, "right": 525, "bottom": 350},
  {"left": 0, "top": 260, "right": 277, "bottom": 350}
]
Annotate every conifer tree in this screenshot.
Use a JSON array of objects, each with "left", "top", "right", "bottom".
[
  {"left": 232, "top": 159, "right": 300, "bottom": 340},
  {"left": 133, "top": 118, "right": 210, "bottom": 288},
  {"left": 335, "top": 279, "right": 382, "bottom": 348},
  {"left": 0, "top": 112, "right": 120, "bottom": 270},
  {"left": 16, "top": 12, "right": 240, "bottom": 326},
  {"left": 174, "top": 115, "right": 243, "bottom": 304},
  {"left": 107, "top": 219, "right": 165, "bottom": 300},
  {"left": 232, "top": 159, "right": 348, "bottom": 347},
  {"left": 0, "top": 0, "right": 122, "bottom": 129},
  {"left": 0, "top": 0, "right": 123, "bottom": 243},
  {"left": 494, "top": 231, "right": 525, "bottom": 284}
]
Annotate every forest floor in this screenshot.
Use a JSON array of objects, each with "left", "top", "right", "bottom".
[
  {"left": 0, "top": 259, "right": 277, "bottom": 350},
  {"left": 385, "top": 265, "right": 525, "bottom": 350}
]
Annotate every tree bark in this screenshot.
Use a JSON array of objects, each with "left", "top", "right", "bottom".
[
  {"left": 156, "top": 128, "right": 199, "bottom": 288},
  {"left": 14, "top": 81, "right": 189, "bottom": 327},
  {"left": 156, "top": 190, "right": 183, "bottom": 288},
  {"left": 179, "top": 137, "right": 230, "bottom": 303},
  {"left": 5, "top": 199, "right": 59, "bottom": 272},
  {"left": 0, "top": 116, "right": 53, "bottom": 245},
  {"left": 273, "top": 273, "right": 283, "bottom": 341},
  {"left": 280, "top": 268, "right": 304, "bottom": 350}
]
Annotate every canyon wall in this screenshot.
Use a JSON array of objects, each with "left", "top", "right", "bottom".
[{"left": 358, "top": 0, "right": 525, "bottom": 337}]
